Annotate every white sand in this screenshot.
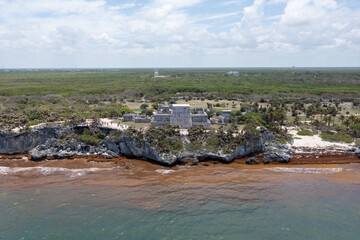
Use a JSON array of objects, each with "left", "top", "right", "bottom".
[{"left": 288, "top": 128, "right": 352, "bottom": 153}]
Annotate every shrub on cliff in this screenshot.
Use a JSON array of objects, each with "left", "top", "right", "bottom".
[
  {"left": 188, "top": 125, "right": 246, "bottom": 154},
  {"left": 80, "top": 134, "right": 101, "bottom": 146},
  {"left": 144, "top": 126, "right": 183, "bottom": 154}
]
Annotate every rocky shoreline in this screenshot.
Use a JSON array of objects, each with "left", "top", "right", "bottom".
[{"left": 1, "top": 126, "right": 359, "bottom": 166}]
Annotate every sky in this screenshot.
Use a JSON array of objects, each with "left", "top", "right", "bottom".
[{"left": 0, "top": 0, "right": 359, "bottom": 68}]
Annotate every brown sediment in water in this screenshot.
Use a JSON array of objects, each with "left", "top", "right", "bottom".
[
  {"left": 2, "top": 153, "right": 359, "bottom": 212},
  {"left": 290, "top": 152, "right": 359, "bottom": 164},
  {"left": 1, "top": 154, "right": 359, "bottom": 189}
]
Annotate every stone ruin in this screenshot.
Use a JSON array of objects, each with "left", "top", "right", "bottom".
[
  {"left": 151, "top": 104, "right": 211, "bottom": 129},
  {"left": 123, "top": 104, "right": 231, "bottom": 129},
  {"left": 123, "top": 114, "right": 151, "bottom": 123},
  {"left": 211, "top": 110, "right": 232, "bottom": 125}
]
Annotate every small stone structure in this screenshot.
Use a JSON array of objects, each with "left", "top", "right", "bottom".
[
  {"left": 157, "top": 104, "right": 170, "bottom": 113},
  {"left": 212, "top": 110, "right": 232, "bottom": 125},
  {"left": 151, "top": 104, "right": 211, "bottom": 129},
  {"left": 192, "top": 113, "right": 211, "bottom": 128},
  {"left": 222, "top": 110, "right": 232, "bottom": 124},
  {"left": 227, "top": 71, "right": 240, "bottom": 77},
  {"left": 123, "top": 114, "right": 137, "bottom": 122}
]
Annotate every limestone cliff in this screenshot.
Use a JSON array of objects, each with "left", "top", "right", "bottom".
[
  {"left": 0, "top": 127, "right": 71, "bottom": 154},
  {"left": 0, "top": 126, "right": 288, "bottom": 165}
]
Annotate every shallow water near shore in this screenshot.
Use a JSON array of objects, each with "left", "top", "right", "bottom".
[{"left": 1, "top": 159, "right": 360, "bottom": 240}]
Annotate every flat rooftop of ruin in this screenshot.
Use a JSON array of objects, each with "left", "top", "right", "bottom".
[{"left": 172, "top": 104, "right": 190, "bottom": 107}]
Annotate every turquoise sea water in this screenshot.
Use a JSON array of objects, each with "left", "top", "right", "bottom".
[{"left": 0, "top": 164, "right": 360, "bottom": 240}]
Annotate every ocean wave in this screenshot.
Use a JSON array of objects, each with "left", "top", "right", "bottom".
[
  {"left": 265, "top": 167, "right": 343, "bottom": 174},
  {"left": 0, "top": 166, "right": 110, "bottom": 178},
  {"left": 155, "top": 169, "right": 176, "bottom": 175}
]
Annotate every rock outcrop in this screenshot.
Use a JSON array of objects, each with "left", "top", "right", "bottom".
[
  {"left": 1, "top": 126, "right": 283, "bottom": 166},
  {"left": 346, "top": 147, "right": 360, "bottom": 159},
  {"left": 263, "top": 143, "right": 293, "bottom": 164},
  {"left": 29, "top": 138, "right": 118, "bottom": 161},
  {"left": 0, "top": 127, "right": 71, "bottom": 154},
  {"left": 118, "top": 137, "right": 178, "bottom": 165},
  {"left": 195, "top": 135, "right": 265, "bottom": 163}
]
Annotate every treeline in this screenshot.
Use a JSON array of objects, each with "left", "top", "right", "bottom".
[{"left": 0, "top": 68, "right": 359, "bottom": 97}]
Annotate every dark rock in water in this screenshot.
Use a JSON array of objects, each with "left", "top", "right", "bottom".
[
  {"left": 355, "top": 148, "right": 360, "bottom": 158},
  {"left": 246, "top": 157, "right": 259, "bottom": 165},
  {"left": 263, "top": 152, "right": 291, "bottom": 164},
  {"left": 347, "top": 147, "right": 360, "bottom": 158},
  {"left": 29, "top": 149, "right": 48, "bottom": 161},
  {"left": 180, "top": 158, "right": 199, "bottom": 166}
]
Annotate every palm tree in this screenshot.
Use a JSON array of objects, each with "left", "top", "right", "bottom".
[
  {"left": 349, "top": 115, "right": 356, "bottom": 124},
  {"left": 323, "top": 116, "right": 331, "bottom": 127},
  {"left": 318, "top": 107, "right": 325, "bottom": 121},
  {"left": 344, "top": 118, "right": 351, "bottom": 127},
  {"left": 339, "top": 115, "right": 345, "bottom": 125},
  {"left": 326, "top": 106, "right": 338, "bottom": 127}
]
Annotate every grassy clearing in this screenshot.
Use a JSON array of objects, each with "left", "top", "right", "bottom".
[
  {"left": 320, "top": 132, "right": 354, "bottom": 143},
  {"left": 297, "top": 129, "right": 314, "bottom": 136}
]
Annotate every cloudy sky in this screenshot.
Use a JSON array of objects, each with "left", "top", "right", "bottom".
[{"left": 0, "top": 0, "right": 359, "bottom": 68}]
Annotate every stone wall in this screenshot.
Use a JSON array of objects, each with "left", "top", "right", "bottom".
[
  {"left": 135, "top": 117, "right": 151, "bottom": 123},
  {"left": 151, "top": 114, "right": 171, "bottom": 127},
  {"left": 123, "top": 114, "right": 136, "bottom": 122},
  {"left": 192, "top": 114, "right": 208, "bottom": 123}
]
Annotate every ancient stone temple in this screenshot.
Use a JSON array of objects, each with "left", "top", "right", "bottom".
[
  {"left": 170, "top": 104, "right": 192, "bottom": 129},
  {"left": 151, "top": 104, "right": 211, "bottom": 129}
]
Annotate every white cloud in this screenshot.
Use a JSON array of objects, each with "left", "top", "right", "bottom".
[
  {"left": 109, "top": 3, "right": 138, "bottom": 11},
  {"left": 0, "top": 0, "right": 359, "bottom": 67}
]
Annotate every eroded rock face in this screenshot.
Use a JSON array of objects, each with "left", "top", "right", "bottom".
[
  {"left": 29, "top": 138, "right": 119, "bottom": 161},
  {"left": 195, "top": 135, "right": 265, "bottom": 163},
  {"left": 0, "top": 127, "right": 71, "bottom": 154},
  {"left": 263, "top": 143, "right": 292, "bottom": 164},
  {"left": 118, "top": 137, "right": 177, "bottom": 165},
  {"left": 4, "top": 126, "right": 278, "bottom": 166}
]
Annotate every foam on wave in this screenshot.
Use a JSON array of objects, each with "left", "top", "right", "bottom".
[
  {"left": 266, "top": 167, "right": 343, "bottom": 174},
  {"left": 0, "top": 166, "right": 110, "bottom": 177},
  {"left": 155, "top": 169, "right": 176, "bottom": 175}
]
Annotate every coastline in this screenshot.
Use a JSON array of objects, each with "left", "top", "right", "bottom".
[
  {"left": 1, "top": 152, "right": 359, "bottom": 190},
  {"left": 2, "top": 146, "right": 360, "bottom": 167}
]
